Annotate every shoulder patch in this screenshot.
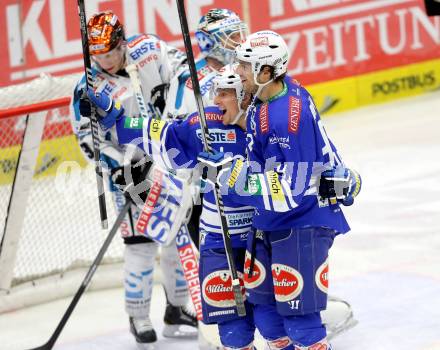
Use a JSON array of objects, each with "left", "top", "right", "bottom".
[
  {"left": 124, "top": 117, "right": 143, "bottom": 129},
  {"left": 260, "top": 103, "right": 269, "bottom": 134},
  {"left": 288, "top": 96, "right": 301, "bottom": 134}
]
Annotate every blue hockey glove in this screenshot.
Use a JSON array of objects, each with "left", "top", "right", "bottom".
[
  {"left": 319, "top": 166, "right": 362, "bottom": 206},
  {"left": 83, "top": 88, "right": 124, "bottom": 130}
]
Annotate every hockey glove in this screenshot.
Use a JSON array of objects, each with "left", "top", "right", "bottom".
[
  {"left": 319, "top": 166, "right": 362, "bottom": 206},
  {"left": 84, "top": 88, "right": 124, "bottom": 130},
  {"left": 151, "top": 83, "right": 169, "bottom": 115},
  {"left": 79, "top": 90, "right": 92, "bottom": 117},
  {"left": 197, "top": 150, "right": 237, "bottom": 187},
  {"left": 110, "top": 159, "right": 153, "bottom": 205}
]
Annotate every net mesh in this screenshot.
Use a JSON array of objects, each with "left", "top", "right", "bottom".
[{"left": 0, "top": 74, "right": 122, "bottom": 288}]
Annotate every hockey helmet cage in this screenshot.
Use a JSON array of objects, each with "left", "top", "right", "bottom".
[
  {"left": 196, "top": 8, "right": 248, "bottom": 65},
  {"left": 88, "top": 11, "right": 125, "bottom": 55}
]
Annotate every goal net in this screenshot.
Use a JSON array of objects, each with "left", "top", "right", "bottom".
[{"left": 0, "top": 74, "right": 123, "bottom": 313}]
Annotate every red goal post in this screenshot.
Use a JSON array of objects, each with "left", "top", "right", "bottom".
[{"left": 0, "top": 74, "right": 122, "bottom": 313}]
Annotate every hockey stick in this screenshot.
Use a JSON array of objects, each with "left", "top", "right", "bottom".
[
  {"left": 126, "top": 63, "right": 204, "bottom": 320},
  {"left": 26, "top": 200, "right": 131, "bottom": 350},
  {"left": 175, "top": 0, "right": 246, "bottom": 317},
  {"left": 77, "top": 0, "right": 108, "bottom": 229}
]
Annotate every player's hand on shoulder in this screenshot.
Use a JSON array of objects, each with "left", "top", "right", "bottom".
[
  {"left": 319, "top": 165, "right": 362, "bottom": 206},
  {"left": 79, "top": 88, "right": 125, "bottom": 130}
]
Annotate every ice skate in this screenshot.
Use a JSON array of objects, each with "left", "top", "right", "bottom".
[
  {"left": 129, "top": 316, "right": 157, "bottom": 349},
  {"left": 322, "top": 295, "right": 358, "bottom": 340},
  {"left": 162, "top": 301, "right": 198, "bottom": 338}
]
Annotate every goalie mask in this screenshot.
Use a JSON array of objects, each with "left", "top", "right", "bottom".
[{"left": 195, "top": 8, "right": 248, "bottom": 66}]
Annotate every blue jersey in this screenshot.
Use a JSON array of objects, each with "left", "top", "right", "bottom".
[
  {"left": 238, "top": 77, "right": 350, "bottom": 233},
  {"left": 116, "top": 106, "right": 253, "bottom": 249}
]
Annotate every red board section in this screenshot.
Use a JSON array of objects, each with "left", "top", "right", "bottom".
[{"left": 1, "top": 0, "right": 439, "bottom": 87}]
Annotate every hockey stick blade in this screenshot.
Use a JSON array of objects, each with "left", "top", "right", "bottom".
[{"left": 25, "top": 200, "right": 131, "bottom": 350}]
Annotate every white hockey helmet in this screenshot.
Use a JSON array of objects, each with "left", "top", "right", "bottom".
[
  {"left": 195, "top": 9, "right": 248, "bottom": 65},
  {"left": 211, "top": 64, "right": 245, "bottom": 124},
  {"left": 235, "top": 30, "right": 289, "bottom": 86}
]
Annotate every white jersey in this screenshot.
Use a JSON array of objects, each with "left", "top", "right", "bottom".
[
  {"left": 71, "top": 33, "right": 185, "bottom": 164},
  {"left": 163, "top": 57, "right": 217, "bottom": 121}
]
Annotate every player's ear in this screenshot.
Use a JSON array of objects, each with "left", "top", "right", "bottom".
[{"left": 258, "top": 65, "right": 273, "bottom": 84}]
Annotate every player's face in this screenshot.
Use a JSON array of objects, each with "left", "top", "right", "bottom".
[
  {"left": 236, "top": 60, "right": 257, "bottom": 94},
  {"left": 214, "top": 88, "right": 239, "bottom": 125},
  {"left": 93, "top": 44, "right": 125, "bottom": 74}
]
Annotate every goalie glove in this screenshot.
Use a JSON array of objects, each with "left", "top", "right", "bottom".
[
  {"left": 319, "top": 166, "right": 362, "bottom": 206},
  {"left": 79, "top": 87, "right": 124, "bottom": 130}
]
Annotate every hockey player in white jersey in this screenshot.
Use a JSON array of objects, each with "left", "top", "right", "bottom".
[{"left": 70, "top": 11, "right": 196, "bottom": 348}]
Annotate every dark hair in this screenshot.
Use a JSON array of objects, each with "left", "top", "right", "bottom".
[{"left": 261, "top": 65, "right": 285, "bottom": 82}]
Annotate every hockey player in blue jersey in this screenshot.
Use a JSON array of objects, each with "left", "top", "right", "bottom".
[
  {"left": 85, "top": 65, "right": 299, "bottom": 349},
  {"left": 200, "top": 31, "right": 361, "bottom": 349}
]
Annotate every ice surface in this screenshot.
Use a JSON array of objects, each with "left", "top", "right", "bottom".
[{"left": 1, "top": 91, "right": 440, "bottom": 350}]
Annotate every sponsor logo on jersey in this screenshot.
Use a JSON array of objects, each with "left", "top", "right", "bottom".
[
  {"left": 127, "top": 34, "right": 149, "bottom": 48},
  {"left": 185, "top": 66, "right": 214, "bottom": 90},
  {"left": 129, "top": 40, "right": 160, "bottom": 61},
  {"left": 196, "top": 129, "right": 236, "bottom": 143},
  {"left": 228, "top": 159, "right": 243, "bottom": 188},
  {"left": 149, "top": 119, "right": 165, "bottom": 140},
  {"left": 267, "top": 171, "right": 284, "bottom": 202},
  {"left": 250, "top": 36, "right": 269, "bottom": 48},
  {"left": 247, "top": 174, "right": 262, "bottom": 195},
  {"left": 124, "top": 117, "right": 143, "bottom": 129},
  {"left": 189, "top": 112, "right": 223, "bottom": 125},
  {"left": 138, "top": 54, "right": 159, "bottom": 68},
  {"left": 243, "top": 251, "right": 266, "bottom": 289},
  {"left": 288, "top": 96, "right": 301, "bottom": 133},
  {"left": 260, "top": 103, "right": 269, "bottom": 134},
  {"left": 113, "top": 86, "right": 128, "bottom": 100},
  {"left": 315, "top": 259, "right": 329, "bottom": 293},
  {"left": 202, "top": 270, "right": 245, "bottom": 308},
  {"left": 227, "top": 212, "right": 253, "bottom": 227},
  {"left": 269, "top": 135, "right": 291, "bottom": 149},
  {"left": 272, "top": 263, "right": 304, "bottom": 302}
]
